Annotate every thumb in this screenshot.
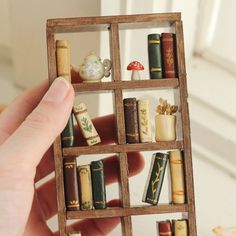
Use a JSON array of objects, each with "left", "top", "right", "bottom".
[{"left": 0, "top": 77, "right": 74, "bottom": 173}]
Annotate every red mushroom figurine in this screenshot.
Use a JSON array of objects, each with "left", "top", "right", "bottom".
[{"left": 127, "top": 61, "right": 144, "bottom": 80}]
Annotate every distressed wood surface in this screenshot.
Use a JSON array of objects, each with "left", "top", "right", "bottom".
[
  {"left": 72, "top": 79, "right": 179, "bottom": 92},
  {"left": 63, "top": 141, "right": 184, "bottom": 156},
  {"left": 47, "top": 12, "right": 197, "bottom": 236},
  {"left": 67, "top": 204, "right": 188, "bottom": 219}
]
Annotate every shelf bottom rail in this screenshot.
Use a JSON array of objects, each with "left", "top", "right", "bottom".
[{"left": 66, "top": 204, "right": 188, "bottom": 220}]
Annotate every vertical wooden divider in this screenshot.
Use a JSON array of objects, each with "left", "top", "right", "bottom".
[
  {"left": 110, "top": 23, "right": 132, "bottom": 236},
  {"left": 175, "top": 21, "right": 197, "bottom": 236},
  {"left": 47, "top": 26, "right": 67, "bottom": 236}
]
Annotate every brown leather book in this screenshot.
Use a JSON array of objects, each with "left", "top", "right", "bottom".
[
  {"left": 123, "top": 98, "right": 140, "bottom": 143},
  {"left": 157, "top": 221, "right": 173, "bottom": 235},
  {"left": 63, "top": 157, "right": 80, "bottom": 211},
  {"left": 161, "top": 33, "right": 178, "bottom": 78}
]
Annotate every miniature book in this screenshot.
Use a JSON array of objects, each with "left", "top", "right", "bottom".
[
  {"left": 61, "top": 113, "right": 74, "bottom": 147},
  {"left": 169, "top": 150, "right": 185, "bottom": 204},
  {"left": 91, "top": 160, "right": 107, "bottom": 209},
  {"left": 67, "top": 232, "right": 81, "bottom": 236},
  {"left": 77, "top": 165, "right": 93, "bottom": 210},
  {"left": 73, "top": 103, "right": 101, "bottom": 146},
  {"left": 63, "top": 157, "right": 80, "bottom": 211},
  {"left": 143, "top": 152, "right": 169, "bottom": 205},
  {"left": 137, "top": 99, "right": 152, "bottom": 143},
  {"left": 123, "top": 98, "right": 140, "bottom": 143},
  {"left": 173, "top": 220, "right": 188, "bottom": 236},
  {"left": 148, "top": 33, "right": 163, "bottom": 79},
  {"left": 161, "top": 33, "right": 177, "bottom": 78},
  {"left": 157, "top": 221, "right": 172, "bottom": 236}
]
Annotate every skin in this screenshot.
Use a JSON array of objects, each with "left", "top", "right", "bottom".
[{"left": 0, "top": 74, "right": 144, "bottom": 236}]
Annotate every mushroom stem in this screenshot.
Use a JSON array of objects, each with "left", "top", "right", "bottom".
[{"left": 131, "top": 70, "right": 140, "bottom": 80}]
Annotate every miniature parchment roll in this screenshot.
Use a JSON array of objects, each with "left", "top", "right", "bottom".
[
  {"left": 169, "top": 150, "right": 185, "bottom": 204},
  {"left": 138, "top": 99, "right": 152, "bottom": 143},
  {"left": 73, "top": 103, "right": 101, "bottom": 146},
  {"left": 174, "top": 220, "right": 188, "bottom": 236},
  {"left": 56, "top": 40, "right": 71, "bottom": 82}
]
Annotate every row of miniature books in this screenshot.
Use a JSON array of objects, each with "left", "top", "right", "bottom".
[
  {"left": 124, "top": 97, "right": 178, "bottom": 144},
  {"left": 63, "top": 148, "right": 185, "bottom": 212},
  {"left": 63, "top": 158, "right": 106, "bottom": 211},
  {"left": 157, "top": 219, "right": 188, "bottom": 236},
  {"left": 61, "top": 96, "right": 178, "bottom": 148}
]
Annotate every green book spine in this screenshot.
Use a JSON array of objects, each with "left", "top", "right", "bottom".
[
  {"left": 91, "top": 160, "right": 107, "bottom": 209},
  {"left": 142, "top": 152, "right": 169, "bottom": 205},
  {"left": 148, "top": 34, "right": 163, "bottom": 79},
  {"left": 61, "top": 113, "right": 74, "bottom": 147}
]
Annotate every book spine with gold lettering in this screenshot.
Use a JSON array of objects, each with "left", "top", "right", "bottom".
[
  {"left": 161, "top": 33, "right": 178, "bottom": 78},
  {"left": 157, "top": 221, "right": 173, "bottom": 236},
  {"left": 148, "top": 34, "right": 163, "bottom": 79},
  {"left": 143, "top": 152, "right": 169, "bottom": 205},
  {"left": 63, "top": 157, "right": 80, "bottom": 211},
  {"left": 61, "top": 113, "right": 74, "bottom": 147},
  {"left": 77, "top": 165, "right": 93, "bottom": 210},
  {"left": 173, "top": 220, "right": 188, "bottom": 236},
  {"left": 123, "top": 98, "right": 140, "bottom": 143},
  {"left": 91, "top": 160, "right": 107, "bottom": 209},
  {"left": 169, "top": 150, "right": 185, "bottom": 204}
]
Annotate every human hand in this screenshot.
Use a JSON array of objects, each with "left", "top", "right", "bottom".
[{"left": 0, "top": 77, "right": 144, "bottom": 236}]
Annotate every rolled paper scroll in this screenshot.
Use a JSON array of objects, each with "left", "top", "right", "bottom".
[
  {"left": 169, "top": 150, "right": 185, "bottom": 204},
  {"left": 73, "top": 103, "right": 101, "bottom": 146},
  {"left": 138, "top": 99, "right": 152, "bottom": 143},
  {"left": 56, "top": 40, "right": 71, "bottom": 82}
]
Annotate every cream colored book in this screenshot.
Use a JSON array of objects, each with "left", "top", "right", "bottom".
[
  {"left": 169, "top": 150, "right": 185, "bottom": 204},
  {"left": 137, "top": 99, "right": 152, "bottom": 143},
  {"left": 56, "top": 40, "right": 71, "bottom": 82},
  {"left": 174, "top": 220, "right": 188, "bottom": 236},
  {"left": 77, "top": 165, "right": 93, "bottom": 210},
  {"left": 73, "top": 103, "right": 101, "bottom": 146}
]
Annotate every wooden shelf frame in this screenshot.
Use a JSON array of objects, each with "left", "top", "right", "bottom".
[{"left": 47, "top": 12, "right": 197, "bottom": 236}]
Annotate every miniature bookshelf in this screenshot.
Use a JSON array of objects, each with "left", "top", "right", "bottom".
[{"left": 47, "top": 13, "right": 197, "bottom": 236}]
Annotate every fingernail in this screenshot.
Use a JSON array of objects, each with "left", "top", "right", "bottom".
[{"left": 43, "top": 77, "right": 70, "bottom": 103}]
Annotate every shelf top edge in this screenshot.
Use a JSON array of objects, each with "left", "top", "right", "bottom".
[{"left": 47, "top": 12, "right": 181, "bottom": 32}]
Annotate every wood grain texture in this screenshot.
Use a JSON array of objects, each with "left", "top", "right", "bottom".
[
  {"left": 66, "top": 204, "right": 188, "bottom": 219},
  {"left": 47, "top": 13, "right": 197, "bottom": 236},
  {"left": 63, "top": 141, "right": 184, "bottom": 156},
  {"left": 47, "top": 13, "right": 181, "bottom": 33},
  {"left": 73, "top": 78, "right": 179, "bottom": 92},
  {"left": 175, "top": 20, "right": 197, "bottom": 236}
]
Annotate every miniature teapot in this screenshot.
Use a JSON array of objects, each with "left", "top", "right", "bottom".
[{"left": 79, "top": 51, "right": 112, "bottom": 82}]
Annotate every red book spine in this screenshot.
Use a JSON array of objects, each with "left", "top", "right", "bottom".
[
  {"left": 158, "top": 221, "right": 173, "bottom": 236},
  {"left": 161, "top": 33, "right": 177, "bottom": 78}
]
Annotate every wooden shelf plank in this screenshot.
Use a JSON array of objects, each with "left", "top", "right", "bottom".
[
  {"left": 66, "top": 204, "right": 188, "bottom": 220},
  {"left": 47, "top": 13, "right": 181, "bottom": 33},
  {"left": 72, "top": 79, "right": 179, "bottom": 92},
  {"left": 63, "top": 141, "right": 183, "bottom": 156}
]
